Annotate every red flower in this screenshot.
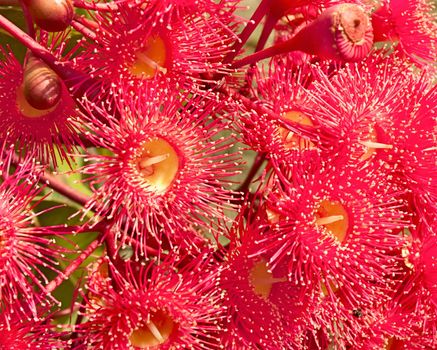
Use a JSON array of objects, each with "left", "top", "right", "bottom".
[
  {"left": 0, "top": 301, "right": 64, "bottom": 349},
  {"left": 238, "top": 56, "right": 319, "bottom": 161},
  {"left": 405, "top": 223, "right": 437, "bottom": 309},
  {"left": 0, "top": 49, "right": 79, "bottom": 166},
  {"left": 298, "top": 53, "right": 435, "bottom": 180},
  {"left": 125, "top": 0, "right": 241, "bottom": 25},
  {"left": 383, "top": 82, "right": 437, "bottom": 218},
  {"left": 219, "top": 201, "right": 314, "bottom": 348},
  {"left": 0, "top": 153, "right": 66, "bottom": 315},
  {"left": 75, "top": 252, "right": 224, "bottom": 349},
  {"left": 371, "top": 0, "right": 437, "bottom": 66},
  {"left": 260, "top": 157, "right": 408, "bottom": 305},
  {"left": 80, "top": 87, "right": 240, "bottom": 254},
  {"left": 354, "top": 251, "right": 437, "bottom": 350},
  {"left": 73, "top": 2, "right": 239, "bottom": 95}
]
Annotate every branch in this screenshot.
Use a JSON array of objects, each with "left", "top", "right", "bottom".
[
  {"left": 41, "top": 170, "right": 91, "bottom": 207},
  {"left": 238, "top": 152, "right": 266, "bottom": 193},
  {"left": 45, "top": 235, "right": 103, "bottom": 294},
  {"left": 19, "top": 0, "right": 35, "bottom": 39},
  {"left": 223, "top": 0, "right": 270, "bottom": 64},
  {"left": 0, "top": 14, "right": 78, "bottom": 79}
]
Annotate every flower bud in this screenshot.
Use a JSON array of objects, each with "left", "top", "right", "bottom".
[
  {"left": 23, "top": 0, "right": 74, "bottom": 32},
  {"left": 290, "top": 3, "right": 374, "bottom": 62},
  {"left": 23, "top": 54, "right": 62, "bottom": 110},
  {"left": 232, "top": 3, "right": 374, "bottom": 69}
]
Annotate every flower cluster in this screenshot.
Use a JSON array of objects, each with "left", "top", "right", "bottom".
[{"left": 0, "top": 0, "right": 435, "bottom": 349}]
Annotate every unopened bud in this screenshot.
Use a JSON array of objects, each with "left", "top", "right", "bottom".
[
  {"left": 290, "top": 3, "right": 374, "bottom": 62},
  {"left": 24, "top": 0, "right": 74, "bottom": 32},
  {"left": 23, "top": 54, "right": 62, "bottom": 110},
  {"left": 232, "top": 3, "right": 374, "bottom": 69}
]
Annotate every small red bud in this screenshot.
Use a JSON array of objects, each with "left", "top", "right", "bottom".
[
  {"left": 24, "top": 0, "right": 74, "bottom": 32},
  {"left": 23, "top": 54, "right": 62, "bottom": 110}
]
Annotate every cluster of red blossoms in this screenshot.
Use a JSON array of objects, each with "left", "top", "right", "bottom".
[{"left": 0, "top": 0, "right": 436, "bottom": 349}]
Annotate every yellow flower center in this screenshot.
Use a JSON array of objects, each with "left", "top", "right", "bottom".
[
  {"left": 266, "top": 207, "right": 281, "bottom": 224},
  {"left": 279, "top": 110, "right": 315, "bottom": 149},
  {"left": 383, "top": 336, "right": 404, "bottom": 350},
  {"left": 129, "top": 35, "right": 168, "bottom": 79},
  {"left": 358, "top": 126, "right": 392, "bottom": 161},
  {"left": 133, "top": 138, "right": 179, "bottom": 194},
  {"left": 320, "top": 279, "right": 339, "bottom": 296},
  {"left": 129, "top": 310, "right": 177, "bottom": 349},
  {"left": 249, "top": 258, "right": 286, "bottom": 300},
  {"left": 314, "top": 200, "right": 349, "bottom": 243}
]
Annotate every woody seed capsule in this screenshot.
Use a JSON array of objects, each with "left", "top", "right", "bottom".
[
  {"left": 23, "top": 54, "right": 62, "bottom": 110},
  {"left": 23, "top": 0, "right": 74, "bottom": 32}
]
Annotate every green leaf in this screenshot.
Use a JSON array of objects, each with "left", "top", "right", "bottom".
[{"left": 0, "top": 7, "right": 27, "bottom": 62}]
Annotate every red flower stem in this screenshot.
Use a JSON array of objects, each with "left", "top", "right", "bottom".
[
  {"left": 71, "top": 16, "right": 97, "bottom": 41},
  {"left": 46, "top": 222, "right": 107, "bottom": 235},
  {"left": 238, "top": 152, "right": 266, "bottom": 194},
  {"left": 9, "top": 152, "right": 91, "bottom": 207},
  {"left": 103, "top": 227, "right": 126, "bottom": 292},
  {"left": 240, "top": 12, "right": 280, "bottom": 94},
  {"left": 255, "top": 11, "right": 280, "bottom": 53},
  {"left": 19, "top": 0, "right": 35, "bottom": 39},
  {"left": 51, "top": 305, "right": 81, "bottom": 318},
  {"left": 79, "top": 134, "right": 98, "bottom": 148},
  {"left": 41, "top": 170, "right": 91, "bottom": 207},
  {"left": 231, "top": 38, "right": 295, "bottom": 69},
  {"left": 104, "top": 229, "right": 118, "bottom": 260},
  {"left": 73, "top": 0, "right": 117, "bottom": 11},
  {"left": 69, "top": 297, "right": 88, "bottom": 347},
  {"left": 223, "top": 0, "right": 271, "bottom": 64},
  {"left": 45, "top": 236, "right": 103, "bottom": 294},
  {"left": 74, "top": 13, "right": 99, "bottom": 30},
  {"left": 0, "top": 14, "right": 77, "bottom": 80}
]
